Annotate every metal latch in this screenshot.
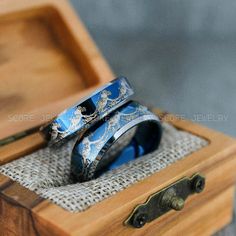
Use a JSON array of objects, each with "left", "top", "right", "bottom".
[{"left": 125, "top": 173, "right": 205, "bottom": 228}]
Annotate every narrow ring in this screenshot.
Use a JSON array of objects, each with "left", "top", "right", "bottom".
[
  {"left": 71, "top": 101, "right": 162, "bottom": 182},
  {"left": 41, "top": 77, "right": 134, "bottom": 145}
]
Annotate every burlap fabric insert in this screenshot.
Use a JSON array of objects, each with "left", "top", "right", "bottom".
[{"left": 0, "top": 123, "right": 208, "bottom": 212}]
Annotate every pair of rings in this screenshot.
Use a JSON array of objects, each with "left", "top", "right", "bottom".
[{"left": 41, "top": 77, "right": 162, "bottom": 182}]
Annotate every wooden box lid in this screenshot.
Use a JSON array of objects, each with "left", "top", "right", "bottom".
[
  {"left": 0, "top": 1, "right": 236, "bottom": 236},
  {"left": 0, "top": 0, "right": 114, "bottom": 164}
]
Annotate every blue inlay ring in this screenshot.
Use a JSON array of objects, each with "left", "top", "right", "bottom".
[
  {"left": 71, "top": 101, "right": 162, "bottom": 182},
  {"left": 41, "top": 77, "right": 134, "bottom": 146}
]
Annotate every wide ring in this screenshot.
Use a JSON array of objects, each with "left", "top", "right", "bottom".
[
  {"left": 71, "top": 101, "right": 162, "bottom": 182},
  {"left": 41, "top": 77, "right": 134, "bottom": 145}
]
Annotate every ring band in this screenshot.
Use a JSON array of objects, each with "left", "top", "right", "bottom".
[
  {"left": 41, "top": 77, "right": 134, "bottom": 145},
  {"left": 71, "top": 101, "right": 162, "bottom": 182}
]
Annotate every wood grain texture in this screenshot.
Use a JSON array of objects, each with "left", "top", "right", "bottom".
[
  {"left": 32, "top": 154, "right": 236, "bottom": 235},
  {"left": 0, "top": 198, "right": 37, "bottom": 236},
  {"left": 143, "top": 186, "right": 235, "bottom": 236},
  {"left": 0, "top": 112, "right": 236, "bottom": 235},
  {"left": 0, "top": 0, "right": 114, "bottom": 162},
  {"left": 0, "top": 174, "right": 40, "bottom": 236},
  {"left": 0, "top": 1, "right": 235, "bottom": 235},
  {"left": 0, "top": 133, "right": 45, "bottom": 165}
]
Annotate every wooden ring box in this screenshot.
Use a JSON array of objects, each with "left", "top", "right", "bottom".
[{"left": 0, "top": 1, "right": 236, "bottom": 235}]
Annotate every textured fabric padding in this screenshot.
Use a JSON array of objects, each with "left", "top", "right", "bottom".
[{"left": 0, "top": 123, "right": 208, "bottom": 212}]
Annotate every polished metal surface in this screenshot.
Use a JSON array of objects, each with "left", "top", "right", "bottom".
[
  {"left": 41, "top": 77, "right": 133, "bottom": 145},
  {"left": 71, "top": 101, "right": 162, "bottom": 182}
]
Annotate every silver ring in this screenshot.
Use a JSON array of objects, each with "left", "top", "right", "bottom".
[
  {"left": 41, "top": 77, "right": 134, "bottom": 145},
  {"left": 71, "top": 101, "right": 162, "bottom": 182}
]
